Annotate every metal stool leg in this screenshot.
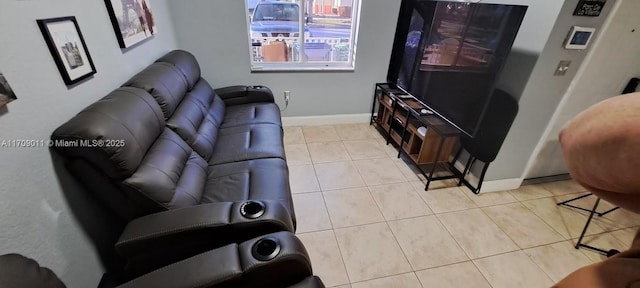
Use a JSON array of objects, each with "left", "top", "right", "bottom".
[
  {"left": 558, "top": 193, "right": 620, "bottom": 216},
  {"left": 573, "top": 197, "right": 620, "bottom": 257}
]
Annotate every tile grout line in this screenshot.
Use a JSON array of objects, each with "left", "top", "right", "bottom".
[
  {"left": 308, "top": 141, "right": 352, "bottom": 164},
  {"left": 433, "top": 212, "right": 480, "bottom": 263},
  {"left": 469, "top": 258, "right": 496, "bottom": 288},
  {"left": 521, "top": 246, "right": 560, "bottom": 283},
  {"left": 291, "top": 128, "right": 628, "bottom": 285},
  {"left": 327, "top": 222, "right": 352, "bottom": 286},
  {"left": 476, "top": 206, "right": 522, "bottom": 252},
  {"left": 519, "top": 195, "right": 575, "bottom": 240},
  {"left": 473, "top": 200, "right": 595, "bottom": 284},
  {"left": 295, "top": 188, "right": 639, "bottom": 234},
  {"left": 429, "top": 210, "right": 496, "bottom": 287},
  {"left": 297, "top": 227, "right": 335, "bottom": 235},
  {"left": 367, "top": 189, "right": 417, "bottom": 274},
  {"left": 308, "top": 158, "right": 338, "bottom": 231},
  {"left": 344, "top": 271, "right": 419, "bottom": 287},
  {"left": 517, "top": 189, "right": 638, "bottom": 249},
  {"left": 408, "top": 181, "right": 438, "bottom": 217},
  {"left": 300, "top": 140, "right": 353, "bottom": 286},
  {"left": 519, "top": 195, "right": 598, "bottom": 242},
  {"left": 483, "top": 202, "right": 566, "bottom": 250},
  {"left": 366, "top": 186, "right": 422, "bottom": 286}
]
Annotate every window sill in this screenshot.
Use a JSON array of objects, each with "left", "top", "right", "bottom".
[{"left": 250, "top": 65, "right": 355, "bottom": 72}]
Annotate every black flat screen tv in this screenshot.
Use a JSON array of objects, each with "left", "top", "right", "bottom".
[{"left": 387, "top": 0, "right": 527, "bottom": 137}]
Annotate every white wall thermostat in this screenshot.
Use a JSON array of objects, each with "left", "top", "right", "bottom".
[{"left": 564, "top": 26, "right": 596, "bottom": 50}]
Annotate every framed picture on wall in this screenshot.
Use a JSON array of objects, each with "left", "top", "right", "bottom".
[
  {"left": 0, "top": 72, "right": 17, "bottom": 107},
  {"left": 37, "top": 17, "right": 97, "bottom": 86},
  {"left": 104, "top": 0, "right": 157, "bottom": 48}
]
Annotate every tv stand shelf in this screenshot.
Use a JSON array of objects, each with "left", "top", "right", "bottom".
[{"left": 370, "top": 83, "right": 461, "bottom": 190}]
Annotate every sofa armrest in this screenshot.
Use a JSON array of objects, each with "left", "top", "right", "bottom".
[
  {"left": 117, "top": 243, "right": 242, "bottom": 288},
  {"left": 215, "top": 85, "right": 275, "bottom": 106},
  {"left": 118, "top": 232, "right": 313, "bottom": 288},
  {"left": 116, "top": 200, "right": 294, "bottom": 278}
]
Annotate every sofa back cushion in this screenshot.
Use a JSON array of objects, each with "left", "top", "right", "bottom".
[
  {"left": 166, "top": 79, "right": 226, "bottom": 160},
  {"left": 155, "top": 50, "right": 201, "bottom": 90},
  {"left": 123, "top": 129, "right": 208, "bottom": 209},
  {"left": 123, "top": 62, "right": 189, "bottom": 119},
  {"left": 152, "top": 50, "right": 228, "bottom": 160},
  {"left": 51, "top": 88, "right": 165, "bottom": 179}
]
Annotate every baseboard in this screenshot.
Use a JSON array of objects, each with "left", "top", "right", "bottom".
[
  {"left": 281, "top": 113, "right": 371, "bottom": 127},
  {"left": 479, "top": 178, "right": 523, "bottom": 193},
  {"left": 522, "top": 174, "right": 571, "bottom": 185}
]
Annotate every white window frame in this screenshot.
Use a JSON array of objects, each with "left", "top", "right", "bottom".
[{"left": 245, "top": 0, "right": 362, "bottom": 72}]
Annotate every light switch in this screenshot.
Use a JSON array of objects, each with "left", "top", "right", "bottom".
[{"left": 554, "top": 60, "right": 571, "bottom": 76}]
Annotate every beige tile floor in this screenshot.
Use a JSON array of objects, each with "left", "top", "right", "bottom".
[{"left": 285, "top": 124, "right": 640, "bottom": 288}]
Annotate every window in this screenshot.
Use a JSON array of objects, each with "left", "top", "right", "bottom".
[{"left": 246, "top": 0, "right": 361, "bottom": 71}]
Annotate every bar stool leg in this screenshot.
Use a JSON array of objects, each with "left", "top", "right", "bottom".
[
  {"left": 575, "top": 198, "right": 599, "bottom": 249},
  {"left": 574, "top": 197, "right": 620, "bottom": 257}
]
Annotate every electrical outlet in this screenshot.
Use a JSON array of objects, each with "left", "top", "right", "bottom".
[{"left": 284, "top": 91, "right": 291, "bottom": 102}]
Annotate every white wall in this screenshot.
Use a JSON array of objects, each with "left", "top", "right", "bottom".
[
  {"left": 169, "top": 0, "right": 567, "bottom": 119},
  {"left": 525, "top": 0, "right": 640, "bottom": 178},
  {"left": 0, "top": 1, "right": 177, "bottom": 286},
  {"left": 169, "top": 0, "right": 402, "bottom": 117},
  {"left": 167, "top": 0, "right": 573, "bottom": 183},
  {"left": 486, "top": 0, "right": 617, "bottom": 181}
]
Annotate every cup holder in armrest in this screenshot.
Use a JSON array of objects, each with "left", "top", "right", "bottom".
[
  {"left": 251, "top": 237, "right": 281, "bottom": 261},
  {"left": 240, "top": 201, "right": 266, "bottom": 219}
]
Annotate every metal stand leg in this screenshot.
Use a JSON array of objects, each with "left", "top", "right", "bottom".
[
  {"left": 455, "top": 156, "right": 489, "bottom": 194},
  {"left": 458, "top": 157, "right": 475, "bottom": 187},
  {"left": 568, "top": 197, "right": 621, "bottom": 257},
  {"left": 449, "top": 146, "right": 464, "bottom": 184},
  {"left": 425, "top": 136, "right": 445, "bottom": 191},
  {"left": 370, "top": 90, "right": 378, "bottom": 125},
  {"left": 398, "top": 110, "right": 411, "bottom": 159},
  {"left": 473, "top": 162, "right": 490, "bottom": 194},
  {"left": 386, "top": 101, "right": 398, "bottom": 145},
  {"left": 450, "top": 146, "right": 463, "bottom": 169}
]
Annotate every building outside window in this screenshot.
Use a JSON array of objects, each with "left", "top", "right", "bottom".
[{"left": 245, "top": 0, "right": 361, "bottom": 71}]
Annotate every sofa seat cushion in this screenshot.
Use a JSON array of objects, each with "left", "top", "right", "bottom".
[
  {"left": 123, "top": 129, "right": 208, "bottom": 210},
  {"left": 208, "top": 124, "right": 285, "bottom": 165},
  {"left": 221, "top": 102, "right": 282, "bottom": 129},
  {"left": 203, "top": 158, "right": 293, "bottom": 219}
]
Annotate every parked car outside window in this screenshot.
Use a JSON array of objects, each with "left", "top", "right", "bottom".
[{"left": 251, "top": 2, "right": 309, "bottom": 39}]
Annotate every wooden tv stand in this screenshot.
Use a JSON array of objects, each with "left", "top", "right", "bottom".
[{"left": 370, "top": 83, "right": 460, "bottom": 189}]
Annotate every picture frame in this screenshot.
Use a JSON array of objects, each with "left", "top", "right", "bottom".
[
  {"left": 37, "top": 17, "right": 96, "bottom": 86},
  {"left": 0, "top": 72, "right": 18, "bottom": 108},
  {"left": 564, "top": 26, "right": 596, "bottom": 50},
  {"left": 104, "top": 0, "right": 157, "bottom": 48}
]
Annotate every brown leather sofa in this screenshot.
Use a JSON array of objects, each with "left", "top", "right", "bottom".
[
  {"left": 53, "top": 50, "right": 293, "bottom": 225},
  {"left": 50, "top": 50, "right": 318, "bottom": 285},
  {"left": 0, "top": 252, "right": 326, "bottom": 288}
]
